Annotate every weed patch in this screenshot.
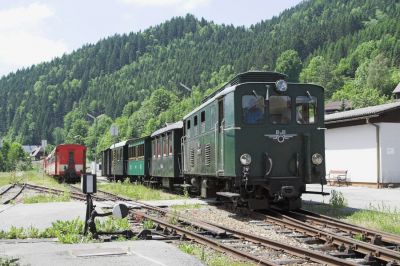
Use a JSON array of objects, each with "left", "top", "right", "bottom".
[
  {"left": 0, "top": 217, "right": 131, "bottom": 243},
  {"left": 171, "top": 203, "right": 201, "bottom": 211},
  {"left": 329, "top": 190, "right": 347, "bottom": 208},
  {"left": 22, "top": 192, "right": 71, "bottom": 204},
  {"left": 98, "top": 180, "right": 183, "bottom": 200},
  {"left": 178, "top": 243, "right": 254, "bottom": 266},
  {"left": 303, "top": 202, "right": 400, "bottom": 235},
  {"left": 0, "top": 256, "right": 20, "bottom": 266}
]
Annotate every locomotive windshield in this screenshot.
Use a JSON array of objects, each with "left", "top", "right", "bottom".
[
  {"left": 296, "top": 96, "right": 317, "bottom": 124},
  {"left": 242, "top": 95, "right": 265, "bottom": 124},
  {"left": 269, "top": 96, "right": 291, "bottom": 124}
]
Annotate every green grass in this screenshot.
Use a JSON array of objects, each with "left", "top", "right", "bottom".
[
  {"left": 98, "top": 181, "right": 184, "bottom": 201},
  {"left": 0, "top": 169, "right": 67, "bottom": 191},
  {"left": 171, "top": 203, "right": 201, "bottom": 210},
  {"left": 0, "top": 217, "right": 131, "bottom": 244},
  {"left": 303, "top": 202, "right": 400, "bottom": 235},
  {"left": 345, "top": 204, "right": 400, "bottom": 235},
  {"left": 178, "top": 243, "right": 254, "bottom": 266},
  {"left": 0, "top": 256, "right": 20, "bottom": 266},
  {"left": 22, "top": 192, "right": 71, "bottom": 204}
]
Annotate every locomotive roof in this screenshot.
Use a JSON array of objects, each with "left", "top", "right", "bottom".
[
  {"left": 184, "top": 71, "right": 287, "bottom": 120},
  {"left": 110, "top": 140, "right": 128, "bottom": 149},
  {"left": 202, "top": 71, "right": 287, "bottom": 103},
  {"left": 151, "top": 121, "right": 183, "bottom": 137}
]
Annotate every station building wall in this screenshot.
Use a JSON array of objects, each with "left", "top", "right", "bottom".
[
  {"left": 325, "top": 124, "right": 377, "bottom": 184},
  {"left": 379, "top": 123, "right": 400, "bottom": 184},
  {"left": 326, "top": 122, "right": 400, "bottom": 185}
]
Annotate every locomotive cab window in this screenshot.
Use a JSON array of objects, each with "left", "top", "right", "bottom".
[
  {"left": 269, "top": 96, "right": 291, "bottom": 124},
  {"left": 296, "top": 96, "right": 317, "bottom": 124},
  {"left": 242, "top": 95, "right": 264, "bottom": 124}
]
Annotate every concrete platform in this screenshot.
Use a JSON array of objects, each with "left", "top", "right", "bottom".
[
  {"left": 304, "top": 184, "right": 400, "bottom": 210},
  {"left": 0, "top": 240, "right": 203, "bottom": 266},
  {"left": 0, "top": 202, "right": 86, "bottom": 230}
]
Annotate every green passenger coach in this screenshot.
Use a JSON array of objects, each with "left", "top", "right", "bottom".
[
  {"left": 150, "top": 121, "right": 183, "bottom": 188},
  {"left": 126, "top": 137, "right": 151, "bottom": 181}
]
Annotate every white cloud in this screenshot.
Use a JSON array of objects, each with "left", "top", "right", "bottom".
[
  {"left": 0, "top": 3, "right": 53, "bottom": 31},
  {"left": 121, "top": 0, "right": 210, "bottom": 11},
  {"left": 0, "top": 3, "right": 68, "bottom": 76}
]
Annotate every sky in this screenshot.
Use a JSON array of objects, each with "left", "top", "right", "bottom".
[{"left": 0, "top": 0, "right": 303, "bottom": 77}]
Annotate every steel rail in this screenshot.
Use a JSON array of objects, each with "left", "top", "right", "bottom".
[
  {"left": 195, "top": 216, "right": 357, "bottom": 266},
  {"left": 0, "top": 184, "right": 16, "bottom": 196},
  {"left": 264, "top": 210, "right": 400, "bottom": 263},
  {"left": 141, "top": 213, "right": 280, "bottom": 266},
  {"left": 128, "top": 202, "right": 357, "bottom": 266},
  {"left": 1, "top": 184, "right": 25, "bottom": 204},
  {"left": 292, "top": 209, "right": 400, "bottom": 246},
  {"left": 24, "top": 183, "right": 86, "bottom": 201}
]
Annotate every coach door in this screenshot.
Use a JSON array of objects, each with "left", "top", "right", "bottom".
[{"left": 217, "top": 98, "right": 224, "bottom": 175}]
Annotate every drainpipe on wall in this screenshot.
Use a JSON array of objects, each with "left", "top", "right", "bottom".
[{"left": 366, "top": 118, "right": 381, "bottom": 188}]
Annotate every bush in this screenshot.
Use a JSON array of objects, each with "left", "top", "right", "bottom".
[{"left": 329, "top": 190, "right": 347, "bottom": 208}]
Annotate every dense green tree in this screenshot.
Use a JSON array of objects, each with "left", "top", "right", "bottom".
[
  {"left": 65, "top": 119, "right": 89, "bottom": 145},
  {"left": 0, "top": 0, "right": 398, "bottom": 144},
  {"left": 275, "top": 50, "right": 302, "bottom": 82}
]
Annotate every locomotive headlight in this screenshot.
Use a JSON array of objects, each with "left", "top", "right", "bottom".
[
  {"left": 275, "top": 79, "right": 288, "bottom": 92},
  {"left": 312, "top": 153, "right": 323, "bottom": 165},
  {"left": 240, "top": 153, "right": 252, "bottom": 165}
]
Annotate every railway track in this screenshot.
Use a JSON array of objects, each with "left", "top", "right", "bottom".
[
  {"left": 5, "top": 182, "right": 399, "bottom": 265},
  {"left": 132, "top": 206, "right": 356, "bottom": 265},
  {"left": 254, "top": 209, "right": 400, "bottom": 265},
  {"left": 1, "top": 184, "right": 25, "bottom": 204},
  {"left": 290, "top": 209, "right": 400, "bottom": 249}
]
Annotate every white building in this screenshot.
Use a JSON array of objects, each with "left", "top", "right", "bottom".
[{"left": 325, "top": 101, "right": 400, "bottom": 187}]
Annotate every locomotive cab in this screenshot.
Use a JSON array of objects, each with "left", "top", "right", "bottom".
[
  {"left": 179, "top": 71, "right": 326, "bottom": 210},
  {"left": 233, "top": 76, "right": 326, "bottom": 209}
]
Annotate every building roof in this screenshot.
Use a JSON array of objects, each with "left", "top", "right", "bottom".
[
  {"left": 151, "top": 121, "right": 183, "bottom": 137},
  {"left": 325, "top": 101, "right": 400, "bottom": 124},
  {"left": 393, "top": 82, "right": 400, "bottom": 93},
  {"left": 22, "top": 145, "right": 39, "bottom": 154},
  {"left": 325, "top": 100, "right": 352, "bottom": 113},
  {"left": 31, "top": 146, "right": 43, "bottom": 157}
]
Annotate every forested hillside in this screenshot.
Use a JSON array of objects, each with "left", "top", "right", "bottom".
[{"left": 0, "top": 0, "right": 399, "bottom": 159}]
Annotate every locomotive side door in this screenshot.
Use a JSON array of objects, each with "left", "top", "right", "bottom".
[{"left": 217, "top": 98, "right": 224, "bottom": 175}]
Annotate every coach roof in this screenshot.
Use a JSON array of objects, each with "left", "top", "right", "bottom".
[{"left": 151, "top": 121, "right": 183, "bottom": 137}]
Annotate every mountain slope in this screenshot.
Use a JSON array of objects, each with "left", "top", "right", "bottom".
[{"left": 0, "top": 0, "right": 399, "bottom": 145}]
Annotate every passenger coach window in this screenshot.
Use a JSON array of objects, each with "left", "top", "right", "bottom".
[
  {"left": 168, "top": 133, "right": 173, "bottom": 155},
  {"left": 163, "top": 135, "right": 168, "bottom": 156},
  {"left": 242, "top": 95, "right": 264, "bottom": 124},
  {"left": 269, "top": 96, "right": 291, "bottom": 124},
  {"left": 296, "top": 96, "right": 317, "bottom": 124}
]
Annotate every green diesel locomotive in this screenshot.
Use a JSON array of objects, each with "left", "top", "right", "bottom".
[{"left": 103, "top": 71, "right": 326, "bottom": 210}]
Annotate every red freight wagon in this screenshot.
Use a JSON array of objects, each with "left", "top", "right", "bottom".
[{"left": 44, "top": 144, "right": 86, "bottom": 183}]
